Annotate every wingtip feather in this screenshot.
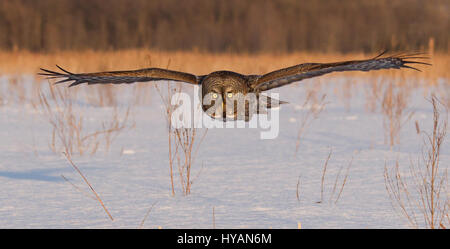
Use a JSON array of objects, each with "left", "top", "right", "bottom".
[
  {"left": 401, "top": 65, "right": 422, "bottom": 72},
  {"left": 56, "top": 65, "right": 73, "bottom": 75}
]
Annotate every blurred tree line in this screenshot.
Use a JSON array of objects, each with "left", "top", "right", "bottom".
[{"left": 0, "top": 0, "right": 448, "bottom": 53}]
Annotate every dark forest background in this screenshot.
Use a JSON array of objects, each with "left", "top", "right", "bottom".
[{"left": 0, "top": 0, "right": 448, "bottom": 53}]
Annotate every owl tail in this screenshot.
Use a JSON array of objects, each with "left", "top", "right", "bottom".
[{"left": 257, "top": 96, "right": 288, "bottom": 114}]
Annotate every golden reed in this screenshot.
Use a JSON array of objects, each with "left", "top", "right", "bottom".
[{"left": 0, "top": 50, "right": 448, "bottom": 82}]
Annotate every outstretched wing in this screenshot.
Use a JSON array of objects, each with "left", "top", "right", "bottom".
[
  {"left": 39, "top": 65, "right": 204, "bottom": 87},
  {"left": 252, "top": 52, "right": 430, "bottom": 92}
]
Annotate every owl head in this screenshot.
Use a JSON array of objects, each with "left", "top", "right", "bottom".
[{"left": 200, "top": 71, "right": 249, "bottom": 120}]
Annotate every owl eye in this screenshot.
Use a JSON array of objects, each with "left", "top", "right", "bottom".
[
  {"left": 212, "top": 93, "right": 218, "bottom": 99},
  {"left": 227, "top": 92, "right": 233, "bottom": 98}
]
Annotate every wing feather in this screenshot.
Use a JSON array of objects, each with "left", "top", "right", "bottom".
[
  {"left": 252, "top": 52, "right": 431, "bottom": 92},
  {"left": 39, "top": 66, "right": 202, "bottom": 87}
]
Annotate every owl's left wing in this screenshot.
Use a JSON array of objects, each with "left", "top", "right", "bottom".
[
  {"left": 252, "top": 52, "right": 430, "bottom": 92},
  {"left": 39, "top": 65, "right": 204, "bottom": 87}
]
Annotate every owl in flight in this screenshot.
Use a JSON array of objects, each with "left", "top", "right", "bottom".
[{"left": 40, "top": 51, "right": 429, "bottom": 121}]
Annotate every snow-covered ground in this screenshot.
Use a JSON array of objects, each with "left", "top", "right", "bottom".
[{"left": 0, "top": 76, "right": 448, "bottom": 228}]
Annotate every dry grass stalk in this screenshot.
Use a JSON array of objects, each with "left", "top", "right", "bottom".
[
  {"left": 384, "top": 95, "right": 448, "bottom": 229},
  {"left": 380, "top": 82, "right": 414, "bottom": 149},
  {"left": 2, "top": 76, "right": 42, "bottom": 107},
  {"left": 384, "top": 160, "right": 419, "bottom": 228},
  {"left": 363, "top": 77, "right": 383, "bottom": 113},
  {"left": 172, "top": 125, "right": 208, "bottom": 196},
  {"left": 415, "top": 120, "right": 421, "bottom": 134},
  {"left": 212, "top": 206, "right": 216, "bottom": 229},
  {"left": 84, "top": 107, "right": 134, "bottom": 152},
  {"left": 155, "top": 77, "right": 208, "bottom": 196},
  {"left": 7, "top": 77, "right": 27, "bottom": 104},
  {"left": 154, "top": 59, "right": 176, "bottom": 196},
  {"left": 334, "top": 78, "right": 356, "bottom": 111},
  {"left": 437, "top": 80, "right": 450, "bottom": 110},
  {"left": 332, "top": 156, "right": 353, "bottom": 204},
  {"left": 155, "top": 77, "right": 177, "bottom": 196},
  {"left": 327, "top": 156, "right": 353, "bottom": 204},
  {"left": 296, "top": 175, "right": 301, "bottom": 203},
  {"left": 61, "top": 174, "right": 97, "bottom": 201},
  {"left": 316, "top": 150, "right": 353, "bottom": 205},
  {"left": 319, "top": 148, "right": 333, "bottom": 203},
  {"left": 63, "top": 152, "right": 114, "bottom": 221},
  {"left": 139, "top": 201, "right": 158, "bottom": 229},
  {"left": 295, "top": 92, "right": 327, "bottom": 154},
  {"left": 38, "top": 83, "right": 133, "bottom": 156}
]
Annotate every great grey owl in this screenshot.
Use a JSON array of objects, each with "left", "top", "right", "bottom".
[{"left": 39, "top": 51, "right": 429, "bottom": 121}]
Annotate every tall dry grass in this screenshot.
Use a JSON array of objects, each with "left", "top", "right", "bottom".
[
  {"left": 155, "top": 80, "right": 208, "bottom": 196},
  {"left": 380, "top": 82, "right": 414, "bottom": 149},
  {"left": 37, "top": 82, "right": 133, "bottom": 156},
  {"left": 316, "top": 148, "right": 354, "bottom": 205},
  {"left": 62, "top": 152, "right": 114, "bottom": 221},
  {"left": 384, "top": 95, "right": 448, "bottom": 229},
  {"left": 0, "top": 50, "right": 448, "bottom": 80}
]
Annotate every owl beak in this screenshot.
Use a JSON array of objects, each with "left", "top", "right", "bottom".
[{"left": 222, "top": 101, "right": 226, "bottom": 116}]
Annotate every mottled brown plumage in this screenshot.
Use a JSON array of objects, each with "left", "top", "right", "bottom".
[{"left": 39, "top": 51, "right": 430, "bottom": 121}]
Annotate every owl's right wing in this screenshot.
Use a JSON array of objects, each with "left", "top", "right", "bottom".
[
  {"left": 251, "top": 51, "right": 430, "bottom": 92},
  {"left": 39, "top": 65, "right": 205, "bottom": 87}
]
